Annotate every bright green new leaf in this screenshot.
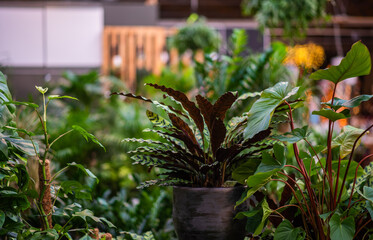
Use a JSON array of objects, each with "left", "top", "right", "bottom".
[
  {"left": 310, "top": 41, "right": 371, "bottom": 84},
  {"left": 274, "top": 220, "right": 305, "bottom": 240},
  {"left": 330, "top": 125, "right": 365, "bottom": 158},
  {"left": 48, "top": 95, "right": 79, "bottom": 101},
  {"left": 329, "top": 214, "right": 355, "bottom": 240},
  {"left": 244, "top": 82, "right": 299, "bottom": 139},
  {"left": 312, "top": 109, "right": 350, "bottom": 122},
  {"left": 35, "top": 86, "right": 48, "bottom": 94},
  {"left": 72, "top": 125, "right": 106, "bottom": 151},
  {"left": 67, "top": 162, "right": 99, "bottom": 184}
]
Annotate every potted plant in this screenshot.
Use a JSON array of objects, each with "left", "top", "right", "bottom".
[
  {"left": 236, "top": 41, "right": 373, "bottom": 239},
  {"left": 112, "top": 81, "right": 300, "bottom": 240}
]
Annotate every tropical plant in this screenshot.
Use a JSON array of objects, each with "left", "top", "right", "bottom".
[
  {"left": 236, "top": 41, "right": 373, "bottom": 239},
  {"left": 169, "top": 14, "right": 221, "bottom": 56},
  {"left": 241, "top": 0, "right": 329, "bottom": 39},
  {"left": 0, "top": 71, "right": 113, "bottom": 239},
  {"left": 112, "top": 82, "right": 300, "bottom": 188},
  {"left": 194, "top": 29, "right": 290, "bottom": 102}
]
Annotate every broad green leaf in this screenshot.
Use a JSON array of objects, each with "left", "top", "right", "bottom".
[
  {"left": 232, "top": 158, "right": 261, "bottom": 184},
  {"left": 254, "top": 199, "right": 272, "bottom": 235},
  {"left": 274, "top": 220, "right": 305, "bottom": 240},
  {"left": 72, "top": 125, "right": 106, "bottom": 151},
  {"left": 67, "top": 162, "right": 98, "bottom": 184},
  {"left": 363, "top": 186, "right": 373, "bottom": 202},
  {"left": 348, "top": 162, "right": 373, "bottom": 195},
  {"left": 0, "top": 72, "right": 12, "bottom": 101},
  {"left": 236, "top": 169, "right": 278, "bottom": 206},
  {"left": 1, "top": 134, "right": 38, "bottom": 156},
  {"left": 273, "top": 126, "right": 309, "bottom": 143},
  {"left": 366, "top": 201, "right": 373, "bottom": 220},
  {"left": 48, "top": 95, "right": 78, "bottom": 101},
  {"left": 61, "top": 180, "right": 92, "bottom": 200},
  {"left": 4, "top": 100, "right": 39, "bottom": 108},
  {"left": 0, "top": 105, "right": 13, "bottom": 127},
  {"left": 320, "top": 211, "right": 332, "bottom": 221},
  {"left": 3, "top": 126, "right": 35, "bottom": 136},
  {"left": 35, "top": 86, "right": 48, "bottom": 94},
  {"left": 329, "top": 214, "right": 355, "bottom": 240},
  {"left": 256, "top": 144, "right": 285, "bottom": 173},
  {"left": 323, "top": 95, "right": 373, "bottom": 111},
  {"left": 310, "top": 41, "right": 371, "bottom": 84},
  {"left": 0, "top": 210, "right": 4, "bottom": 228},
  {"left": 330, "top": 126, "right": 365, "bottom": 158},
  {"left": 244, "top": 82, "right": 299, "bottom": 139},
  {"left": 79, "top": 234, "right": 94, "bottom": 240},
  {"left": 234, "top": 209, "right": 261, "bottom": 220},
  {"left": 312, "top": 109, "right": 350, "bottom": 122}
]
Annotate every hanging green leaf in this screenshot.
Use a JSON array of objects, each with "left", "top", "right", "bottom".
[
  {"left": 274, "top": 220, "right": 305, "bottom": 240},
  {"left": 329, "top": 126, "right": 365, "bottom": 158},
  {"left": 312, "top": 109, "right": 350, "bottom": 122},
  {"left": 329, "top": 214, "right": 355, "bottom": 240},
  {"left": 323, "top": 95, "right": 373, "bottom": 111},
  {"left": 72, "top": 125, "right": 106, "bottom": 151},
  {"left": 256, "top": 144, "right": 285, "bottom": 173},
  {"left": 67, "top": 162, "right": 99, "bottom": 184},
  {"left": 310, "top": 41, "right": 371, "bottom": 84},
  {"left": 244, "top": 82, "right": 299, "bottom": 139}
]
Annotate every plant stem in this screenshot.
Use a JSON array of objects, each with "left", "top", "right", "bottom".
[
  {"left": 338, "top": 123, "right": 373, "bottom": 204},
  {"left": 49, "top": 129, "right": 74, "bottom": 149}
]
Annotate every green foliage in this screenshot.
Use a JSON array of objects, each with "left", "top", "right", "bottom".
[
  {"left": 169, "top": 14, "right": 220, "bottom": 54},
  {"left": 244, "top": 82, "right": 299, "bottom": 138},
  {"left": 194, "top": 30, "right": 290, "bottom": 103},
  {"left": 238, "top": 41, "right": 373, "bottom": 239},
  {"left": 241, "top": 0, "right": 328, "bottom": 39},
  {"left": 310, "top": 41, "right": 371, "bottom": 84},
  {"left": 115, "top": 84, "right": 276, "bottom": 187},
  {"left": 0, "top": 71, "right": 113, "bottom": 239}
]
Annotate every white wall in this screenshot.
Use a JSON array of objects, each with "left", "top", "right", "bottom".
[
  {"left": 0, "top": 7, "right": 44, "bottom": 66},
  {"left": 0, "top": 5, "right": 103, "bottom": 67},
  {"left": 46, "top": 6, "right": 103, "bottom": 67}
]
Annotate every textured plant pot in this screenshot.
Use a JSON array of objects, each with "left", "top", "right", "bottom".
[{"left": 172, "top": 186, "right": 247, "bottom": 240}]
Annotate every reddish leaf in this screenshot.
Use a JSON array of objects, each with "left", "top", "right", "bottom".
[
  {"left": 279, "top": 173, "right": 296, "bottom": 206},
  {"left": 146, "top": 84, "right": 205, "bottom": 135},
  {"left": 210, "top": 118, "right": 227, "bottom": 156},
  {"left": 196, "top": 95, "right": 214, "bottom": 131},
  {"left": 168, "top": 113, "right": 199, "bottom": 146},
  {"left": 213, "top": 92, "right": 238, "bottom": 120},
  {"left": 111, "top": 92, "right": 188, "bottom": 118}
]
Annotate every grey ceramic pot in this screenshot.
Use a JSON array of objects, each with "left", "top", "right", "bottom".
[{"left": 172, "top": 186, "right": 247, "bottom": 240}]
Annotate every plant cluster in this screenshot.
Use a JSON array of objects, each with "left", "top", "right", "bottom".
[
  {"left": 0, "top": 72, "right": 113, "bottom": 239},
  {"left": 236, "top": 41, "right": 373, "bottom": 239},
  {"left": 113, "top": 79, "right": 302, "bottom": 188},
  {"left": 241, "top": 0, "right": 329, "bottom": 39}
]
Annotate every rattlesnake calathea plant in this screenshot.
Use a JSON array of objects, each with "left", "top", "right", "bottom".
[
  {"left": 235, "top": 41, "right": 373, "bottom": 240},
  {"left": 112, "top": 81, "right": 300, "bottom": 188}
]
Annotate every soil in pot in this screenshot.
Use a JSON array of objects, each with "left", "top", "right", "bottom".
[{"left": 172, "top": 186, "right": 247, "bottom": 240}]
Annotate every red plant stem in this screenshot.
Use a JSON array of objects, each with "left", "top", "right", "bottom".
[
  {"left": 270, "top": 179, "right": 310, "bottom": 222},
  {"left": 326, "top": 84, "right": 338, "bottom": 210},
  {"left": 333, "top": 155, "right": 342, "bottom": 206},
  {"left": 285, "top": 101, "right": 325, "bottom": 240},
  {"left": 338, "top": 123, "right": 373, "bottom": 204},
  {"left": 354, "top": 219, "right": 372, "bottom": 239},
  {"left": 278, "top": 172, "right": 313, "bottom": 218},
  {"left": 347, "top": 153, "right": 373, "bottom": 208}
]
